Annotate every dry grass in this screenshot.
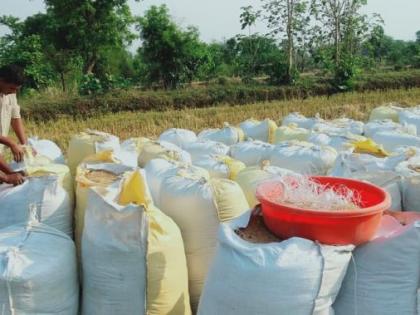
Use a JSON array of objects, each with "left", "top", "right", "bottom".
[{"left": 22, "top": 87, "right": 420, "bottom": 152}]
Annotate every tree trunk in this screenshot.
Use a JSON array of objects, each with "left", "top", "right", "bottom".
[
  {"left": 84, "top": 53, "right": 97, "bottom": 74},
  {"left": 286, "top": 0, "right": 294, "bottom": 83},
  {"left": 85, "top": 60, "right": 96, "bottom": 74},
  {"left": 60, "top": 72, "right": 66, "bottom": 92},
  {"left": 335, "top": 15, "right": 340, "bottom": 66}
]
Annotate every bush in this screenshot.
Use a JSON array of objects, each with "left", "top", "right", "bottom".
[
  {"left": 79, "top": 74, "right": 103, "bottom": 95},
  {"left": 21, "top": 69, "right": 420, "bottom": 121}
]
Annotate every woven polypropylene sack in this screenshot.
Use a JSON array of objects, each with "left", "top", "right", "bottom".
[
  {"left": 334, "top": 215, "right": 420, "bottom": 315},
  {"left": 82, "top": 170, "right": 191, "bottom": 315},
  {"left": 159, "top": 173, "right": 249, "bottom": 312},
  {"left": 198, "top": 211, "right": 353, "bottom": 315},
  {"left": 0, "top": 222, "right": 79, "bottom": 315}
]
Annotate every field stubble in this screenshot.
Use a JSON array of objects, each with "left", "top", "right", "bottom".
[{"left": 24, "top": 87, "right": 420, "bottom": 151}]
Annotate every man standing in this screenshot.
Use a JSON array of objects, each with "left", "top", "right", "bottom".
[{"left": 0, "top": 64, "right": 29, "bottom": 185}]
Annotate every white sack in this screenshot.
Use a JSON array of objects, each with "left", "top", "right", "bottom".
[
  {"left": 183, "top": 140, "right": 230, "bottom": 162},
  {"left": 372, "top": 130, "right": 420, "bottom": 152},
  {"left": 334, "top": 216, "right": 420, "bottom": 315},
  {"left": 28, "top": 137, "right": 65, "bottom": 164},
  {"left": 144, "top": 158, "right": 209, "bottom": 208},
  {"left": 281, "top": 112, "right": 323, "bottom": 129},
  {"left": 269, "top": 141, "right": 337, "bottom": 175},
  {"left": 0, "top": 222, "right": 79, "bottom": 315},
  {"left": 229, "top": 140, "right": 274, "bottom": 166},
  {"left": 364, "top": 119, "right": 417, "bottom": 138},
  {"left": 198, "top": 211, "right": 353, "bottom": 315},
  {"left": 198, "top": 124, "right": 244, "bottom": 146},
  {"left": 0, "top": 175, "right": 73, "bottom": 236},
  {"left": 159, "top": 128, "right": 197, "bottom": 148}
]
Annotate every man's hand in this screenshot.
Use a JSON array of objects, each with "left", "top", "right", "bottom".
[
  {"left": 10, "top": 143, "right": 25, "bottom": 162},
  {"left": 4, "top": 172, "right": 25, "bottom": 186}
]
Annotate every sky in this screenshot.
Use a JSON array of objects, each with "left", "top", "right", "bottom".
[{"left": 1, "top": 0, "right": 420, "bottom": 45}]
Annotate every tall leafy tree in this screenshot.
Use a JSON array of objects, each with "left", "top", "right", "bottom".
[
  {"left": 310, "top": 0, "right": 380, "bottom": 65},
  {"left": 238, "top": 6, "right": 266, "bottom": 81},
  {"left": 21, "top": 13, "right": 83, "bottom": 91},
  {"left": 240, "top": 6, "right": 261, "bottom": 36},
  {"left": 261, "top": 0, "right": 309, "bottom": 83},
  {"left": 0, "top": 15, "right": 56, "bottom": 88},
  {"left": 310, "top": 0, "right": 381, "bottom": 88},
  {"left": 44, "top": 0, "right": 139, "bottom": 74},
  {"left": 136, "top": 5, "right": 209, "bottom": 89}
]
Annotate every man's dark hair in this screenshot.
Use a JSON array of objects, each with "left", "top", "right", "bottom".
[{"left": 0, "top": 64, "right": 25, "bottom": 85}]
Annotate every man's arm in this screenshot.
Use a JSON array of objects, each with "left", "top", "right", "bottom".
[
  {"left": 0, "top": 153, "right": 24, "bottom": 185},
  {"left": 0, "top": 134, "right": 24, "bottom": 162},
  {"left": 0, "top": 135, "right": 16, "bottom": 148},
  {"left": 0, "top": 152, "right": 13, "bottom": 174},
  {"left": 11, "top": 118, "right": 27, "bottom": 145}
]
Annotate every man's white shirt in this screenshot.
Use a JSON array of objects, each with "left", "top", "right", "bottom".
[{"left": 0, "top": 93, "right": 21, "bottom": 152}]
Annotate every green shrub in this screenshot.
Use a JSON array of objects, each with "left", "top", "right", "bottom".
[{"left": 20, "top": 69, "right": 420, "bottom": 122}]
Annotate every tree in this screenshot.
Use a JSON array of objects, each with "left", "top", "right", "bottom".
[
  {"left": 0, "top": 15, "right": 56, "bottom": 88},
  {"left": 240, "top": 6, "right": 261, "bottom": 36},
  {"left": 136, "top": 5, "right": 209, "bottom": 89},
  {"left": 235, "top": 35, "right": 284, "bottom": 82},
  {"left": 238, "top": 6, "right": 271, "bottom": 82},
  {"left": 44, "top": 0, "right": 139, "bottom": 74},
  {"left": 20, "top": 13, "right": 83, "bottom": 92},
  {"left": 261, "top": 0, "right": 309, "bottom": 83},
  {"left": 364, "top": 25, "right": 387, "bottom": 64},
  {"left": 311, "top": 0, "right": 380, "bottom": 89}
]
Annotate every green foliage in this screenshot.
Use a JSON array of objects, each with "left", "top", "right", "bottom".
[
  {"left": 136, "top": 5, "right": 209, "bottom": 89},
  {"left": 235, "top": 35, "right": 285, "bottom": 82},
  {"left": 261, "top": 0, "right": 309, "bottom": 83},
  {"left": 79, "top": 74, "right": 103, "bottom": 95},
  {"left": 266, "top": 52, "right": 298, "bottom": 85},
  {"left": 332, "top": 53, "right": 361, "bottom": 91},
  {"left": 20, "top": 69, "right": 420, "bottom": 121},
  {"left": 310, "top": 0, "right": 378, "bottom": 90},
  {"left": 240, "top": 6, "right": 261, "bottom": 33},
  {"left": 79, "top": 73, "right": 132, "bottom": 95},
  {"left": 0, "top": 16, "right": 56, "bottom": 88},
  {"left": 43, "top": 0, "right": 139, "bottom": 74},
  {"left": 1, "top": 0, "right": 420, "bottom": 98}
]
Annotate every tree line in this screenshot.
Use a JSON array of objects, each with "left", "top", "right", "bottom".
[{"left": 1, "top": 0, "right": 419, "bottom": 95}]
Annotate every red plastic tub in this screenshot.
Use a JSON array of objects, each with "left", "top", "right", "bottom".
[{"left": 256, "top": 176, "right": 391, "bottom": 245}]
